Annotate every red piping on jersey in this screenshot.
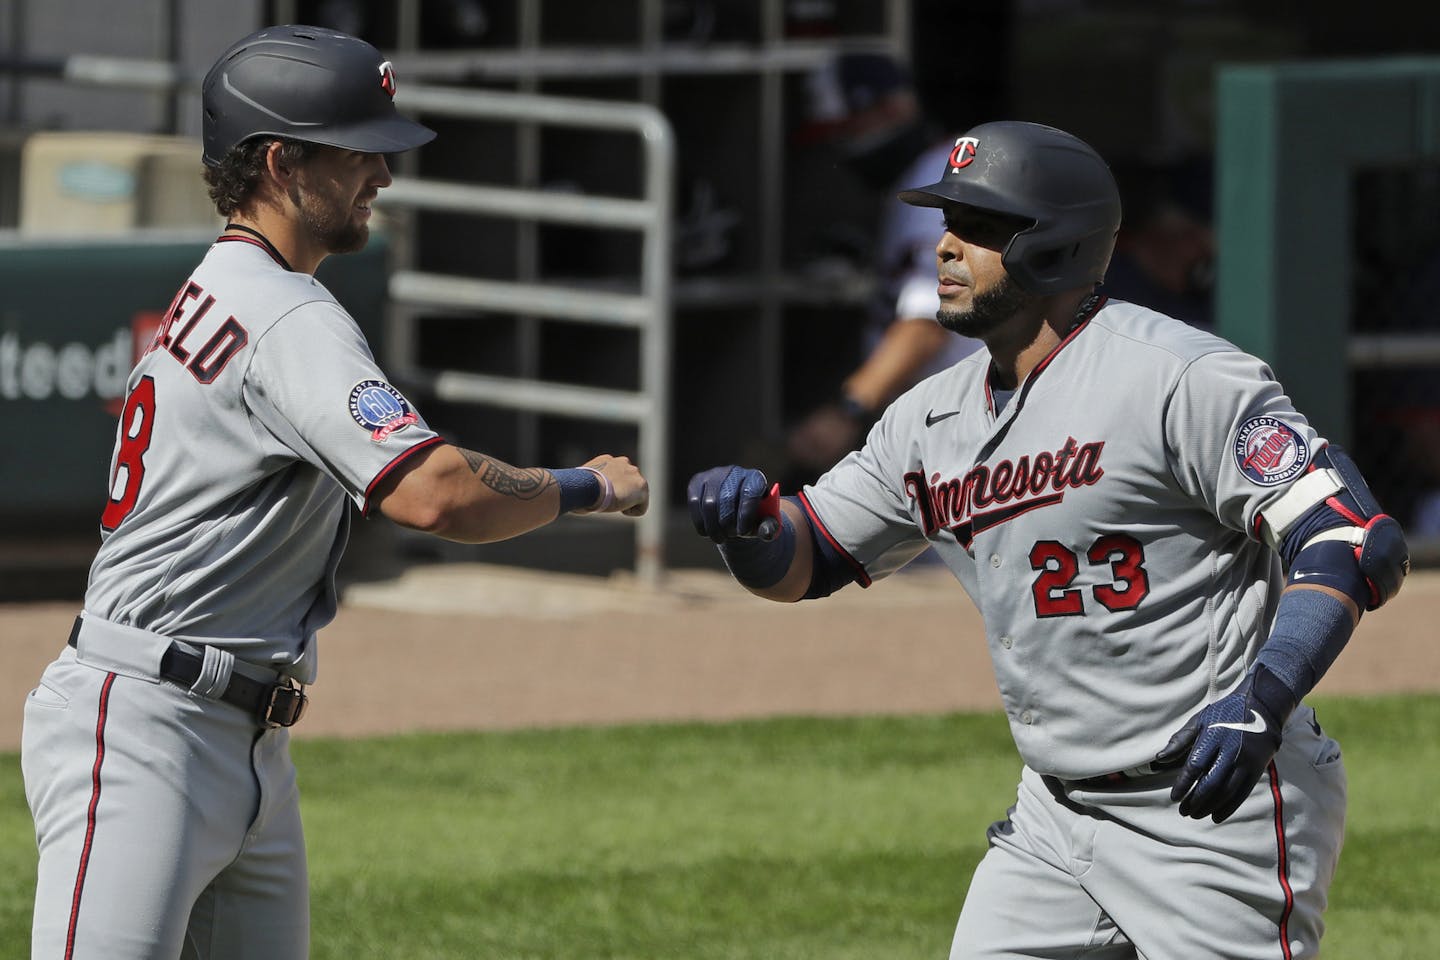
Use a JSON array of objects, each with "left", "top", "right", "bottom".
[
  {"left": 66, "top": 672, "right": 116, "bottom": 960},
  {"left": 983, "top": 299, "right": 1101, "bottom": 402},
  {"left": 1025, "top": 295, "right": 1103, "bottom": 383},
  {"left": 1267, "top": 760, "right": 1296, "bottom": 960},
  {"left": 362, "top": 436, "right": 446, "bottom": 516},
  {"left": 976, "top": 296, "right": 1105, "bottom": 456},
  {"left": 798, "top": 490, "right": 872, "bottom": 588},
  {"left": 215, "top": 233, "right": 288, "bottom": 268}
]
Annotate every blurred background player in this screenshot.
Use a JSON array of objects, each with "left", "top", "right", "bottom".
[{"left": 784, "top": 53, "right": 985, "bottom": 487}]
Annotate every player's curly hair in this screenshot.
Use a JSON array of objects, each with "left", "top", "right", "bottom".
[{"left": 202, "top": 137, "right": 318, "bottom": 217}]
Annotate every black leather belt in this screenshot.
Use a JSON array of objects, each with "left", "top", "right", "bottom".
[
  {"left": 1064, "top": 762, "right": 1175, "bottom": 791},
  {"left": 1067, "top": 771, "right": 1143, "bottom": 790},
  {"left": 68, "top": 617, "right": 307, "bottom": 727}
]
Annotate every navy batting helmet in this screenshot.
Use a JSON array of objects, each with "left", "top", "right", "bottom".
[
  {"left": 201, "top": 24, "right": 435, "bottom": 167},
  {"left": 898, "top": 121, "right": 1121, "bottom": 295}
]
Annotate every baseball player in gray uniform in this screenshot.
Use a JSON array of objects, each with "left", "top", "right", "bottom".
[
  {"left": 689, "top": 121, "right": 1409, "bottom": 958},
  {"left": 22, "top": 25, "right": 647, "bottom": 960}
]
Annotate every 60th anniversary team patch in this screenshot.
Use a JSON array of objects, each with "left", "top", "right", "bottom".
[{"left": 349, "top": 379, "right": 418, "bottom": 442}]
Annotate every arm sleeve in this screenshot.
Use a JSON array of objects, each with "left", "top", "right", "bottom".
[{"left": 242, "top": 299, "right": 442, "bottom": 509}]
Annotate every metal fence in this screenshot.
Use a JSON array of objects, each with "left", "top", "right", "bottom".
[{"left": 383, "top": 84, "right": 675, "bottom": 585}]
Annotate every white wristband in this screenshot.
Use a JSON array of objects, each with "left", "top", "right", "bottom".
[{"left": 581, "top": 466, "right": 615, "bottom": 511}]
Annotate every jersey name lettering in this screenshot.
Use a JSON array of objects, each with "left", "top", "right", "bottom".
[
  {"left": 903, "top": 436, "right": 1105, "bottom": 543},
  {"left": 145, "top": 280, "right": 250, "bottom": 384}
]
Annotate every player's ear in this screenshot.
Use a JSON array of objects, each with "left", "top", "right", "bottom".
[{"left": 263, "top": 140, "right": 299, "bottom": 187}]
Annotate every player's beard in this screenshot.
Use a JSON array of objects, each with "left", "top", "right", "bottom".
[
  {"left": 936, "top": 275, "right": 1037, "bottom": 339},
  {"left": 290, "top": 181, "right": 369, "bottom": 255}
]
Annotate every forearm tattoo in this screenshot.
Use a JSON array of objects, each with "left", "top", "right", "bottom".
[{"left": 459, "top": 449, "right": 553, "bottom": 501}]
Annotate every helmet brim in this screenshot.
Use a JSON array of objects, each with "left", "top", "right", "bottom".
[
  {"left": 299, "top": 113, "right": 436, "bottom": 155},
  {"left": 203, "top": 112, "right": 436, "bottom": 166},
  {"left": 897, "top": 181, "right": 1035, "bottom": 223}
]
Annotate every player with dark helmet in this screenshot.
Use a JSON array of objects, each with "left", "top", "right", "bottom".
[
  {"left": 688, "top": 118, "right": 1406, "bottom": 958},
  {"left": 21, "top": 24, "right": 648, "bottom": 958}
]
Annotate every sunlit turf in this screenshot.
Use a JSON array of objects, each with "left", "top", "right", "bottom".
[{"left": 1, "top": 696, "right": 1434, "bottom": 958}]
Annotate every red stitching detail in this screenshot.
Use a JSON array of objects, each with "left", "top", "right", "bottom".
[
  {"left": 362, "top": 436, "right": 447, "bottom": 516},
  {"left": 66, "top": 672, "right": 116, "bottom": 960},
  {"left": 798, "top": 491, "right": 871, "bottom": 588},
  {"left": 1028, "top": 301, "right": 1098, "bottom": 380},
  {"left": 1268, "top": 761, "right": 1296, "bottom": 960}
]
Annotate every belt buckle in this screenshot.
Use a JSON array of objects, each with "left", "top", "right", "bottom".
[{"left": 263, "top": 680, "right": 308, "bottom": 728}]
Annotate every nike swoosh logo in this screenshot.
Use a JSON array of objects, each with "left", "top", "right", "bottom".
[
  {"left": 926, "top": 409, "right": 960, "bottom": 427},
  {"left": 1208, "top": 710, "right": 1267, "bottom": 734},
  {"left": 1291, "top": 572, "right": 1322, "bottom": 579}
]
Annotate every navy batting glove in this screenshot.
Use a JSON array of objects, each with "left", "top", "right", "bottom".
[
  {"left": 1154, "top": 666, "right": 1297, "bottom": 823},
  {"left": 687, "top": 465, "right": 770, "bottom": 543}
]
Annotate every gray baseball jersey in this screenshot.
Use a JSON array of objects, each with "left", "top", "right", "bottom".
[
  {"left": 805, "top": 297, "right": 1311, "bottom": 779},
  {"left": 86, "top": 235, "right": 442, "bottom": 681},
  {"left": 24, "top": 234, "right": 441, "bottom": 959},
  {"left": 801, "top": 297, "right": 1346, "bottom": 958}
]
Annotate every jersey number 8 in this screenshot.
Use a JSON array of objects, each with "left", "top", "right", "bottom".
[{"left": 101, "top": 375, "right": 157, "bottom": 531}]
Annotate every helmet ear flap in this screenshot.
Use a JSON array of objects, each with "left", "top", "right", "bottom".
[
  {"left": 1003, "top": 217, "right": 1121, "bottom": 295},
  {"left": 1008, "top": 246, "right": 1061, "bottom": 293}
]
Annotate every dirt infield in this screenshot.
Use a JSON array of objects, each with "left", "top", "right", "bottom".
[{"left": 2, "top": 564, "right": 1436, "bottom": 749}]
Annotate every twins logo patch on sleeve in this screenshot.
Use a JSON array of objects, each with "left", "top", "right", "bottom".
[
  {"left": 348, "top": 379, "right": 418, "bottom": 442},
  {"left": 1233, "top": 415, "right": 1309, "bottom": 485}
]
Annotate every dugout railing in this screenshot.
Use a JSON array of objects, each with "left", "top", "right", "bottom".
[{"left": 381, "top": 84, "right": 676, "bottom": 587}]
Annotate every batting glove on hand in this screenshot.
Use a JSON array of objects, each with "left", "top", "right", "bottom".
[
  {"left": 1154, "top": 665, "right": 1296, "bottom": 823},
  {"left": 687, "top": 465, "right": 774, "bottom": 543}
]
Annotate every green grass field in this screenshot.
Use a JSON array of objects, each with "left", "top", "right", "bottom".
[{"left": 1, "top": 695, "right": 1436, "bottom": 958}]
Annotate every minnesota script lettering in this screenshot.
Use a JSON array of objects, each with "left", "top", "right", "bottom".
[{"left": 903, "top": 437, "right": 1105, "bottom": 545}]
